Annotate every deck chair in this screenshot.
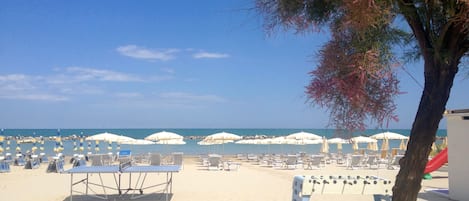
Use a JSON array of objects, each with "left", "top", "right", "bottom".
[
  {"left": 305, "top": 155, "right": 324, "bottom": 170},
  {"left": 46, "top": 156, "right": 64, "bottom": 173},
  {"left": 284, "top": 155, "right": 298, "bottom": 170},
  {"left": 39, "top": 153, "right": 49, "bottom": 163},
  {"left": 171, "top": 152, "right": 184, "bottom": 169},
  {"left": 149, "top": 153, "right": 162, "bottom": 166},
  {"left": 365, "top": 155, "right": 379, "bottom": 169},
  {"left": 388, "top": 155, "right": 404, "bottom": 170},
  {"left": 347, "top": 155, "right": 364, "bottom": 170},
  {"left": 89, "top": 154, "right": 104, "bottom": 166},
  {"left": 208, "top": 155, "right": 223, "bottom": 170},
  {"left": 4, "top": 153, "right": 13, "bottom": 163},
  {"left": 0, "top": 156, "right": 11, "bottom": 173},
  {"left": 118, "top": 150, "right": 132, "bottom": 164},
  {"left": 24, "top": 154, "right": 40, "bottom": 169},
  {"left": 14, "top": 154, "right": 26, "bottom": 166}
]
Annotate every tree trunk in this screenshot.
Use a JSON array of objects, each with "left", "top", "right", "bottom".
[{"left": 392, "top": 59, "right": 458, "bottom": 200}]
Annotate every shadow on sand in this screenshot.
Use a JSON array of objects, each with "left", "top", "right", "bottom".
[{"left": 61, "top": 193, "right": 173, "bottom": 201}]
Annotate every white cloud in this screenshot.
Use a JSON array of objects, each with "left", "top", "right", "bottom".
[
  {"left": 66, "top": 67, "right": 144, "bottom": 82},
  {"left": 193, "top": 52, "right": 229, "bottom": 59},
  {"left": 116, "top": 45, "right": 179, "bottom": 61},
  {"left": 115, "top": 92, "right": 143, "bottom": 98},
  {"left": 159, "top": 92, "right": 226, "bottom": 103},
  {"left": 0, "top": 94, "right": 68, "bottom": 101},
  {"left": 0, "top": 74, "right": 68, "bottom": 101}
]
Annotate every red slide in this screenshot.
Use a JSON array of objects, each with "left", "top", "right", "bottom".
[{"left": 424, "top": 148, "right": 448, "bottom": 174}]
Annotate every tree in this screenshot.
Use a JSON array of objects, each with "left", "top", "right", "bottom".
[{"left": 256, "top": 0, "right": 468, "bottom": 200}]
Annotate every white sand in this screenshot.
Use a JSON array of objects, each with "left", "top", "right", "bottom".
[{"left": 0, "top": 155, "right": 450, "bottom": 201}]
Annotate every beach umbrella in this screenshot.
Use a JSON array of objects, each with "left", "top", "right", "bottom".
[
  {"left": 399, "top": 139, "right": 407, "bottom": 151},
  {"left": 86, "top": 132, "right": 135, "bottom": 142},
  {"left": 6, "top": 139, "right": 10, "bottom": 151},
  {"left": 31, "top": 132, "right": 38, "bottom": 153},
  {"left": 286, "top": 131, "right": 322, "bottom": 141},
  {"left": 381, "top": 138, "right": 389, "bottom": 151},
  {"left": 352, "top": 141, "right": 359, "bottom": 152},
  {"left": 370, "top": 131, "right": 409, "bottom": 140},
  {"left": 73, "top": 138, "right": 78, "bottom": 152},
  {"left": 79, "top": 136, "right": 84, "bottom": 152},
  {"left": 327, "top": 137, "right": 349, "bottom": 153},
  {"left": 15, "top": 139, "right": 21, "bottom": 152},
  {"left": 351, "top": 136, "right": 377, "bottom": 143},
  {"left": 145, "top": 131, "right": 183, "bottom": 141},
  {"left": 0, "top": 129, "right": 4, "bottom": 154},
  {"left": 204, "top": 132, "right": 242, "bottom": 142},
  {"left": 121, "top": 139, "right": 155, "bottom": 145},
  {"left": 156, "top": 139, "right": 186, "bottom": 145},
  {"left": 320, "top": 137, "right": 329, "bottom": 153},
  {"left": 39, "top": 137, "right": 45, "bottom": 151},
  {"left": 87, "top": 141, "right": 92, "bottom": 151},
  {"left": 379, "top": 137, "right": 390, "bottom": 158}
]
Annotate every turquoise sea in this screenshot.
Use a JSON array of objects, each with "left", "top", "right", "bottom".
[{"left": 0, "top": 128, "right": 447, "bottom": 156}]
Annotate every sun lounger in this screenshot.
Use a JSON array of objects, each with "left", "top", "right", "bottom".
[
  {"left": 284, "top": 155, "right": 299, "bottom": 170},
  {"left": 149, "top": 153, "right": 162, "bottom": 166},
  {"left": 365, "top": 155, "right": 379, "bottom": 169},
  {"left": 347, "top": 155, "right": 364, "bottom": 170},
  {"left": 14, "top": 154, "right": 26, "bottom": 166},
  {"left": 0, "top": 156, "right": 11, "bottom": 173},
  {"left": 39, "top": 153, "right": 49, "bottom": 163},
  {"left": 388, "top": 155, "right": 404, "bottom": 170},
  {"left": 305, "top": 155, "right": 324, "bottom": 170},
  {"left": 24, "top": 154, "right": 40, "bottom": 169},
  {"left": 117, "top": 149, "right": 132, "bottom": 164},
  {"left": 171, "top": 152, "right": 184, "bottom": 169},
  {"left": 208, "top": 155, "right": 223, "bottom": 170},
  {"left": 46, "top": 156, "right": 64, "bottom": 173}
]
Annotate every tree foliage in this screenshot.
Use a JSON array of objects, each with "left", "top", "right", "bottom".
[
  {"left": 256, "top": 0, "right": 468, "bottom": 132},
  {"left": 256, "top": 1, "right": 468, "bottom": 201}
]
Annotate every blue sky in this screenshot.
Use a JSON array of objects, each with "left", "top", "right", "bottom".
[{"left": 0, "top": 1, "right": 467, "bottom": 129}]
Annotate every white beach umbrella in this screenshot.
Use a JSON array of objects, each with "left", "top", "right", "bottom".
[
  {"left": 204, "top": 132, "right": 242, "bottom": 142},
  {"left": 286, "top": 131, "right": 322, "bottom": 141},
  {"left": 370, "top": 131, "right": 409, "bottom": 140},
  {"left": 156, "top": 139, "right": 186, "bottom": 145},
  {"left": 145, "top": 131, "right": 183, "bottom": 141},
  {"left": 351, "top": 136, "right": 377, "bottom": 143},
  {"left": 121, "top": 139, "right": 155, "bottom": 145},
  {"left": 86, "top": 132, "right": 135, "bottom": 143},
  {"left": 327, "top": 137, "right": 349, "bottom": 152},
  {"left": 320, "top": 137, "right": 329, "bottom": 153}
]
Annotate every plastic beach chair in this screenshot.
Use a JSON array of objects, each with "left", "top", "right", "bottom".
[
  {"left": 0, "top": 156, "right": 11, "bottom": 173},
  {"left": 24, "top": 154, "right": 40, "bottom": 169},
  {"left": 149, "top": 153, "right": 162, "bottom": 166},
  {"left": 46, "top": 156, "right": 64, "bottom": 173},
  {"left": 208, "top": 155, "right": 223, "bottom": 170},
  {"left": 39, "top": 153, "right": 49, "bottom": 163},
  {"left": 172, "top": 152, "right": 183, "bottom": 169},
  {"left": 118, "top": 150, "right": 132, "bottom": 164},
  {"left": 14, "top": 154, "right": 26, "bottom": 166}
]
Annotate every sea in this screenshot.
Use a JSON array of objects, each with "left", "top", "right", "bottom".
[{"left": 0, "top": 128, "right": 447, "bottom": 156}]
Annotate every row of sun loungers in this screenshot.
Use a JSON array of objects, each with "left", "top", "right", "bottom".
[
  {"left": 0, "top": 151, "right": 185, "bottom": 173},
  {"left": 233, "top": 153, "right": 404, "bottom": 170}
]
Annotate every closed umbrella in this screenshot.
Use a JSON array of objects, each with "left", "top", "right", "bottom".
[
  {"left": 320, "top": 137, "right": 329, "bottom": 153},
  {"left": 399, "top": 139, "right": 407, "bottom": 151}
]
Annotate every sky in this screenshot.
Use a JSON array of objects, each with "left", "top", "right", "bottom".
[{"left": 0, "top": 1, "right": 467, "bottom": 129}]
